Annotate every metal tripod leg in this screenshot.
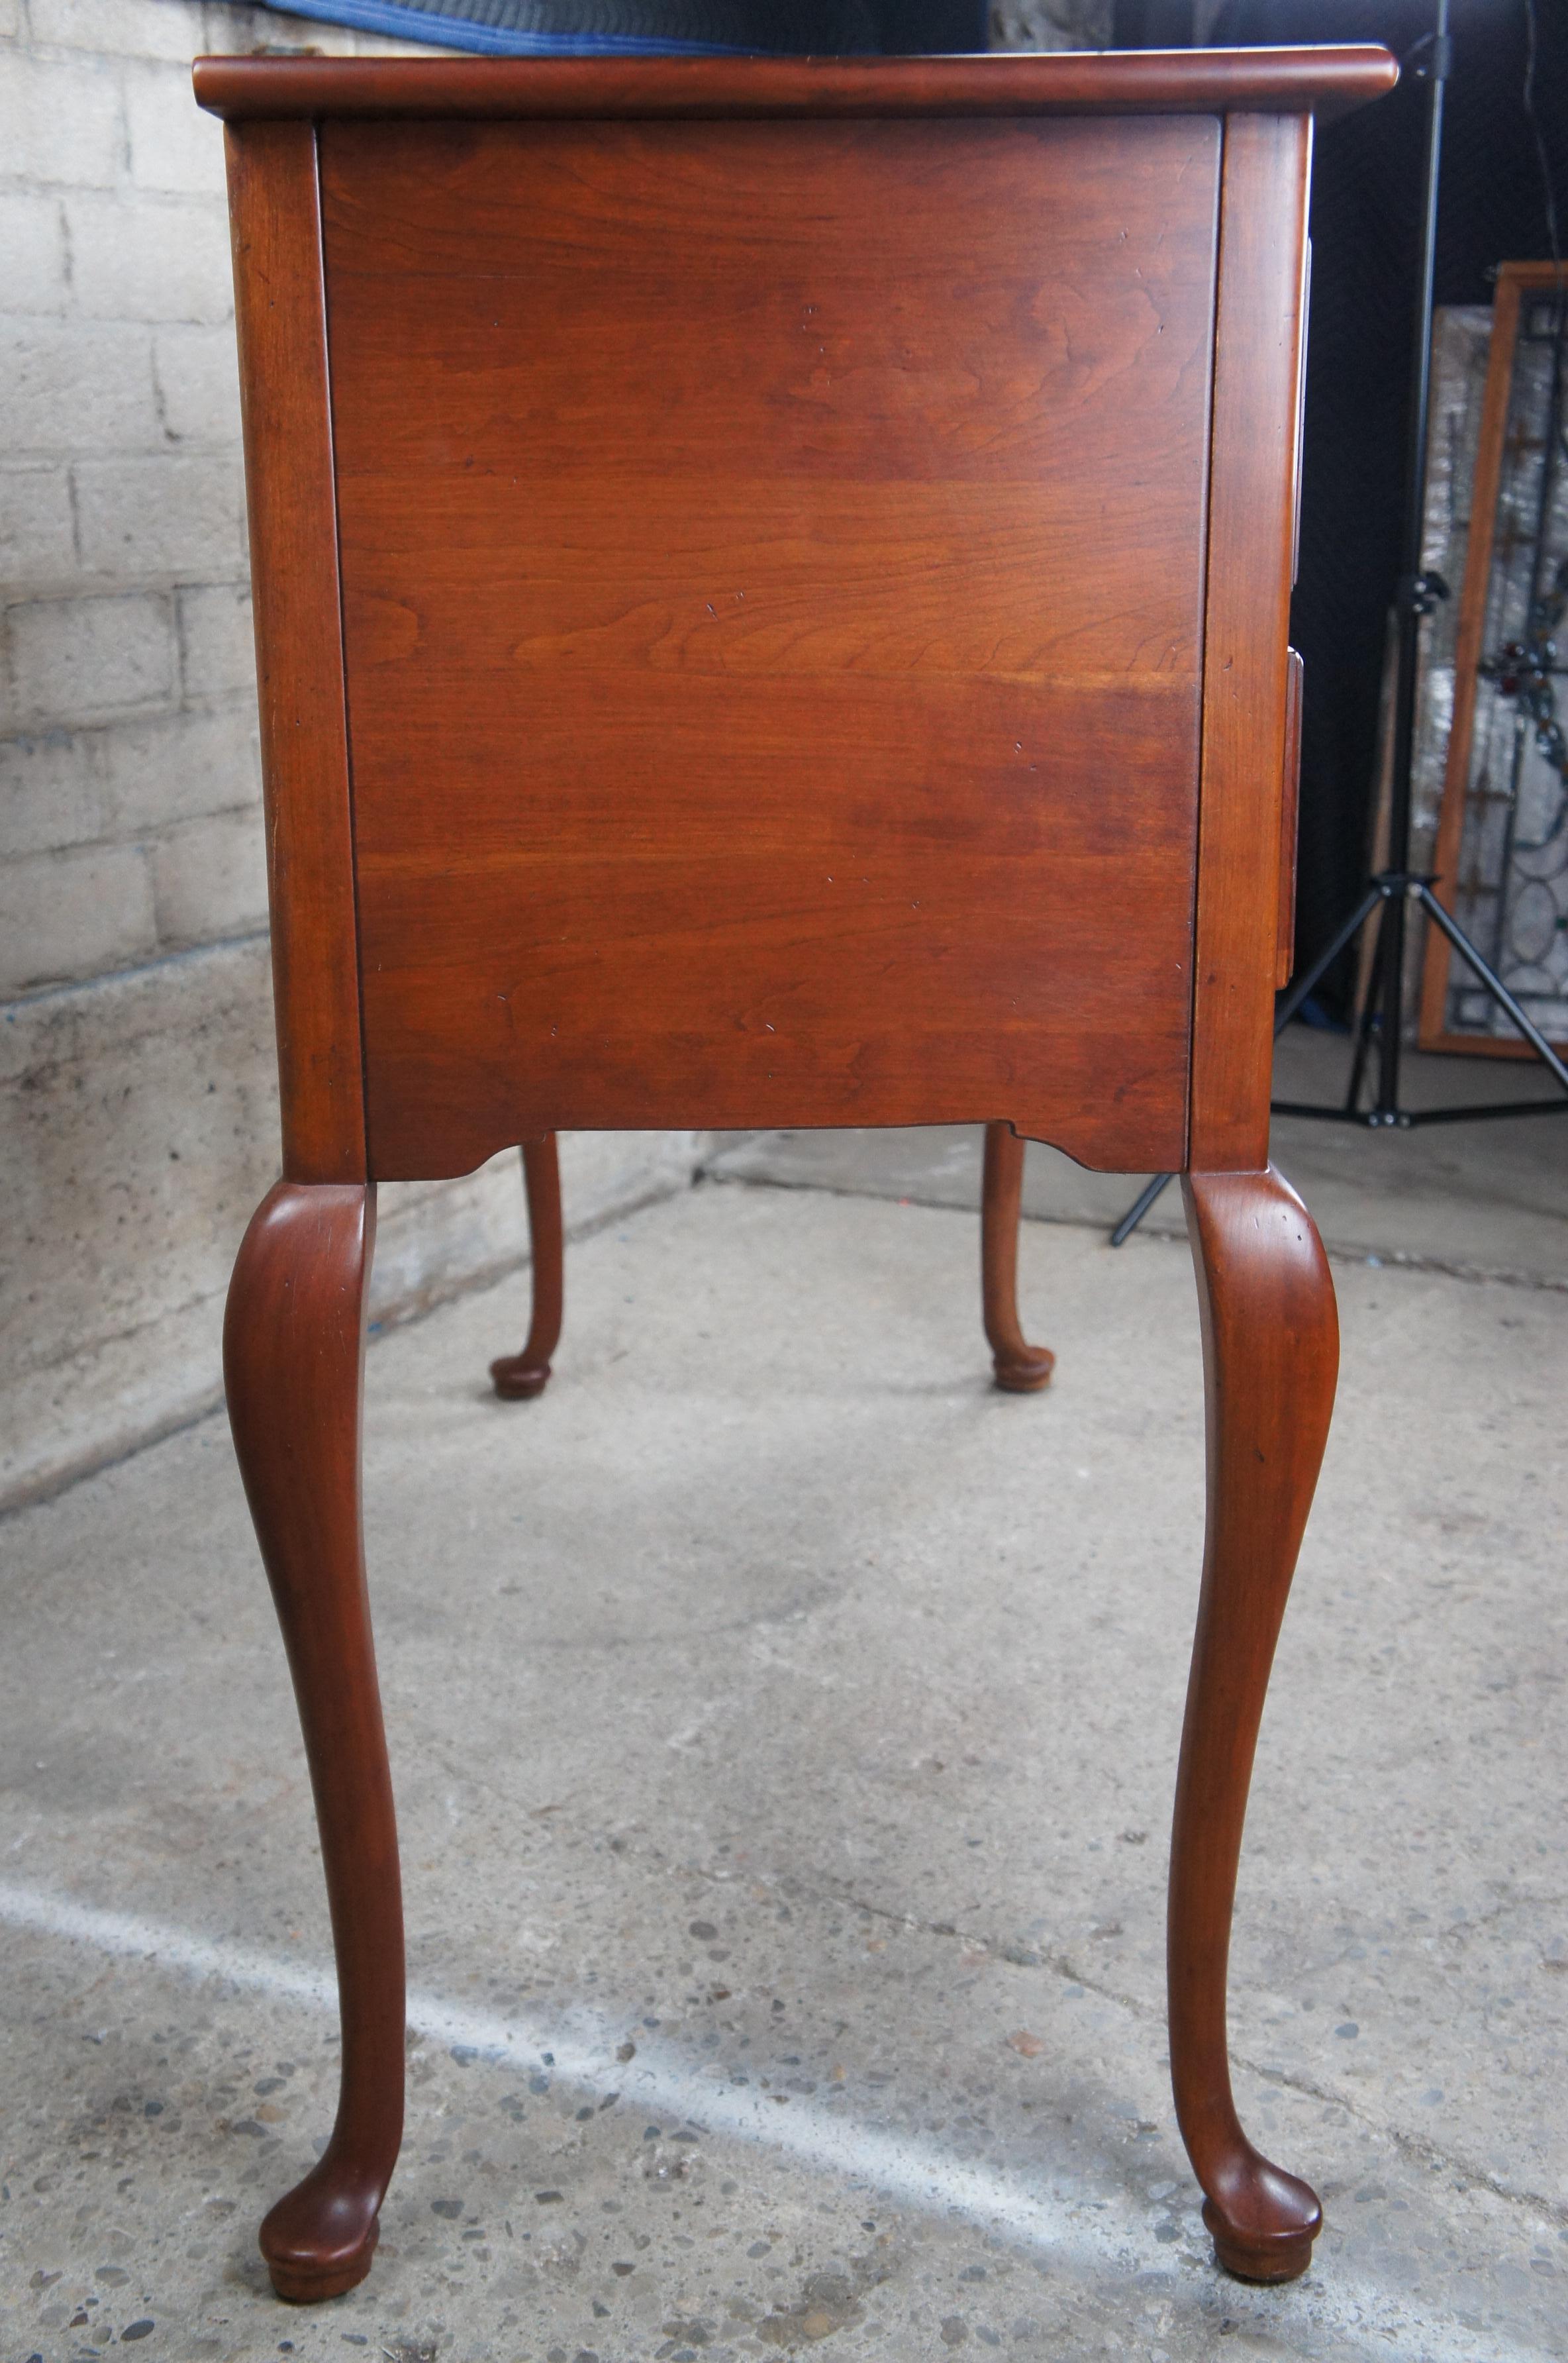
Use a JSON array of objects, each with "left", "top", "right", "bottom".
[
  {"left": 1419, "top": 889, "right": 1568, "bottom": 1095},
  {"left": 1343, "top": 895, "right": 1392, "bottom": 1117},
  {"left": 1110, "top": 1170, "right": 1176, "bottom": 1246},
  {"left": 1271, "top": 885, "right": 1387, "bottom": 1037}
]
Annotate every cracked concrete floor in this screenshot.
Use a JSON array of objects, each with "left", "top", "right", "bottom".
[{"left": 1, "top": 1152, "right": 1565, "bottom": 2362}]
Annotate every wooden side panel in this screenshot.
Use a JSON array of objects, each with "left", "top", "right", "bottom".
[
  {"left": 226, "top": 121, "right": 365, "bottom": 1182},
  {"left": 1189, "top": 113, "right": 1312, "bottom": 1169},
  {"left": 324, "top": 115, "right": 1220, "bottom": 1180},
  {"left": 1277, "top": 646, "right": 1304, "bottom": 989}
]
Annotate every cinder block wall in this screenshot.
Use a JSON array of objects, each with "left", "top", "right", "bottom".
[{"left": 0, "top": 0, "right": 707, "bottom": 1513}]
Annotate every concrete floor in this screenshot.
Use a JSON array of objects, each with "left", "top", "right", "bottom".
[
  {"left": 711, "top": 1031, "right": 1568, "bottom": 1289},
  {"left": 2, "top": 1031, "right": 1565, "bottom": 2363}
]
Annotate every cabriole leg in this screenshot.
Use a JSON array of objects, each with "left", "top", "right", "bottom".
[
  {"left": 491, "top": 1133, "right": 564, "bottom": 1399},
  {"left": 224, "top": 1182, "right": 403, "bottom": 2303},
  {"left": 981, "top": 1121, "right": 1054, "bottom": 1392},
  {"left": 1171, "top": 1166, "right": 1338, "bottom": 2282}
]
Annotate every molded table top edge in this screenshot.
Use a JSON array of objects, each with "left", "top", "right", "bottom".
[{"left": 193, "top": 45, "right": 1396, "bottom": 124}]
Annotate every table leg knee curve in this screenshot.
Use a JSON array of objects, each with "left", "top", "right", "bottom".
[
  {"left": 1171, "top": 1166, "right": 1338, "bottom": 2284},
  {"left": 225, "top": 1181, "right": 405, "bottom": 2303}
]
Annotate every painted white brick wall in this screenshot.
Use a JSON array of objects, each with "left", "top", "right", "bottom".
[
  {"left": 1, "top": 192, "right": 71, "bottom": 312},
  {"left": 0, "top": 1, "right": 277, "bottom": 999},
  {"left": 68, "top": 189, "right": 236, "bottom": 319},
  {"left": 1, "top": 0, "right": 716, "bottom": 1511},
  {"left": 1, "top": 835, "right": 157, "bottom": 981},
  {"left": 177, "top": 579, "right": 252, "bottom": 694},
  {"left": 0, "top": 51, "right": 124, "bottom": 186},
  {"left": 1, "top": 464, "right": 77, "bottom": 576},
  {"left": 7, "top": 590, "right": 176, "bottom": 723}
]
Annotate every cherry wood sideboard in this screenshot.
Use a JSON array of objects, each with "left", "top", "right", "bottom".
[{"left": 196, "top": 44, "right": 1395, "bottom": 2306}]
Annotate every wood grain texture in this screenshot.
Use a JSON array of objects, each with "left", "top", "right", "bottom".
[
  {"left": 1277, "top": 647, "right": 1304, "bottom": 989},
  {"left": 491, "top": 1135, "right": 564, "bottom": 1400},
  {"left": 324, "top": 115, "right": 1219, "bottom": 1176},
  {"left": 224, "top": 1183, "right": 403, "bottom": 2301},
  {"left": 195, "top": 46, "right": 1398, "bottom": 125},
  {"left": 980, "top": 1122, "right": 1054, "bottom": 1391},
  {"left": 1172, "top": 1166, "right": 1338, "bottom": 2283},
  {"left": 225, "top": 123, "right": 366, "bottom": 1183},
  {"left": 1188, "top": 114, "right": 1312, "bottom": 1168}
]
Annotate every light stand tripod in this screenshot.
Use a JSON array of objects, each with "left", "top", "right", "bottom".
[{"left": 1112, "top": 0, "right": 1568, "bottom": 1250}]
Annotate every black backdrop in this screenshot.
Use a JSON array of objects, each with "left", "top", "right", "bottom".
[
  {"left": 1122, "top": 1, "right": 1568, "bottom": 1019},
  {"left": 252, "top": 2, "right": 987, "bottom": 56}
]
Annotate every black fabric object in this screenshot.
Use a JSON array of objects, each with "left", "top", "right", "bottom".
[
  {"left": 1111, "top": 0, "right": 1197, "bottom": 42},
  {"left": 255, "top": 0, "right": 985, "bottom": 56},
  {"left": 1199, "top": 0, "right": 1568, "bottom": 1020}
]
